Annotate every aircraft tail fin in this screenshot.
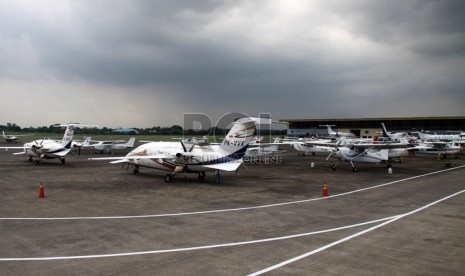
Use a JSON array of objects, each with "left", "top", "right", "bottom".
[
  {"left": 325, "top": 125, "right": 336, "bottom": 136},
  {"left": 220, "top": 117, "right": 271, "bottom": 160},
  {"left": 381, "top": 123, "right": 390, "bottom": 138},
  {"left": 60, "top": 124, "right": 76, "bottom": 148},
  {"left": 125, "top": 137, "right": 136, "bottom": 147},
  {"left": 82, "top": 136, "right": 91, "bottom": 146}
]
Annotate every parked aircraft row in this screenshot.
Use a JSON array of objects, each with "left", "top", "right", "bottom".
[{"left": 0, "top": 120, "right": 463, "bottom": 182}]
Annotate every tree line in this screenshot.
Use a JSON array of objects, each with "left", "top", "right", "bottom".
[{"left": 0, "top": 123, "right": 286, "bottom": 136}]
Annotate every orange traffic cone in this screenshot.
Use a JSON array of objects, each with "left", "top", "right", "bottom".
[
  {"left": 39, "top": 182, "right": 45, "bottom": 198},
  {"left": 323, "top": 181, "right": 329, "bottom": 197}
]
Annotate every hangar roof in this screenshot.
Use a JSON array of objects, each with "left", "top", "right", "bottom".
[{"left": 279, "top": 116, "right": 465, "bottom": 131}]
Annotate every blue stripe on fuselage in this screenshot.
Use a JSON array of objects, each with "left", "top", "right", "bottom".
[{"left": 198, "top": 145, "right": 249, "bottom": 165}]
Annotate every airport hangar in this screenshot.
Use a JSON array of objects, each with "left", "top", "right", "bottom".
[{"left": 280, "top": 116, "right": 465, "bottom": 138}]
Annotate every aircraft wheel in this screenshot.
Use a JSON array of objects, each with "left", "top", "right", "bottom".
[
  {"left": 386, "top": 163, "right": 392, "bottom": 168},
  {"left": 164, "top": 174, "right": 173, "bottom": 183},
  {"left": 331, "top": 165, "right": 336, "bottom": 171},
  {"left": 133, "top": 169, "right": 139, "bottom": 175},
  {"left": 60, "top": 158, "right": 65, "bottom": 164},
  {"left": 198, "top": 172, "right": 206, "bottom": 181},
  {"left": 34, "top": 160, "right": 39, "bottom": 165},
  {"left": 353, "top": 166, "right": 358, "bottom": 172},
  {"left": 28, "top": 157, "right": 33, "bottom": 162}
]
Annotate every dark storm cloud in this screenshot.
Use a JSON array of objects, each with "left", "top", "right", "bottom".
[
  {"left": 0, "top": 0, "right": 464, "bottom": 127},
  {"left": 330, "top": 0, "right": 465, "bottom": 57}
]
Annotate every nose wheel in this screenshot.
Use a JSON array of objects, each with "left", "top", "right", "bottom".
[{"left": 198, "top": 172, "right": 206, "bottom": 181}]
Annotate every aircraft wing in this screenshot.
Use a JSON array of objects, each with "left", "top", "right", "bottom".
[
  {"left": 202, "top": 161, "right": 243, "bottom": 171},
  {"left": 352, "top": 143, "right": 411, "bottom": 150},
  {"left": 302, "top": 141, "right": 338, "bottom": 147},
  {"left": 0, "top": 146, "right": 30, "bottom": 151},
  {"left": 89, "top": 154, "right": 175, "bottom": 162}
]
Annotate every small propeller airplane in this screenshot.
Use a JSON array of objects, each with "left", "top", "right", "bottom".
[
  {"left": 71, "top": 137, "right": 92, "bottom": 155},
  {"left": 244, "top": 137, "right": 287, "bottom": 158},
  {"left": 380, "top": 123, "right": 412, "bottom": 143},
  {"left": 409, "top": 141, "right": 461, "bottom": 157},
  {"left": 89, "top": 117, "right": 271, "bottom": 183},
  {"left": 0, "top": 123, "right": 94, "bottom": 164},
  {"left": 320, "top": 125, "right": 356, "bottom": 138},
  {"left": 307, "top": 139, "right": 411, "bottom": 172},
  {"left": 292, "top": 138, "right": 334, "bottom": 156},
  {"left": 1, "top": 130, "right": 34, "bottom": 143},
  {"left": 417, "top": 131, "right": 461, "bottom": 141},
  {"left": 90, "top": 137, "right": 136, "bottom": 154}
]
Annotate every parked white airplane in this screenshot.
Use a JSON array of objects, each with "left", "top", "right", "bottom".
[
  {"left": 89, "top": 117, "right": 269, "bottom": 183},
  {"left": 409, "top": 142, "right": 461, "bottom": 157},
  {"left": 244, "top": 137, "right": 286, "bottom": 158},
  {"left": 380, "top": 123, "right": 412, "bottom": 143},
  {"left": 0, "top": 124, "right": 89, "bottom": 164},
  {"left": 309, "top": 140, "right": 410, "bottom": 172},
  {"left": 91, "top": 137, "right": 136, "bottom": 153},
  {"left": 71, "top": 137, "right": 92, "bottom": 155},
  {"left": 418, "top": 131, "right": 461, "bottom": 141},
  {"left": 320, "top": 125, "right": 356, "bottom": 138},
  {"left": 1, "top": 130, "right": 33, "bottom": 143},
  {"left": 293, "top": 138, "right": 333, "bottom": 156}
]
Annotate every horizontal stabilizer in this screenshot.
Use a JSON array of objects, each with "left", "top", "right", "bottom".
[
  {"left": 54, "top": 149, "right": 70, "bottom": 157},
  {"left": 203, "top": 161, "right": 242, "bottom": 171}
]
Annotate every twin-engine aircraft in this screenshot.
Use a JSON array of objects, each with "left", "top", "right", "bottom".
[
  {"left": 89, "top": 117, "right": 270, "bottom": 183},
  {"left": 0, "top": 123, "right": 93, "bottom": 164}
]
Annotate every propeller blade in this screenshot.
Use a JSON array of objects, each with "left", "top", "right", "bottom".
[{"left": 181, "top": 141, "right": 187, "bottom": 152}]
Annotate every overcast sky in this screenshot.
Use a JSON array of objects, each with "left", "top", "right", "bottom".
[{"left": 1, "top": 0, "right": 464, "bottom": 128}]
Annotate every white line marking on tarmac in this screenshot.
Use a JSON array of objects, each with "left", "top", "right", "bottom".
[
  {"left": 0, "top": 216, "right": 399, "bottom": 261},
  {"left": 247, "top": 189, "right": 465, "bottom": 276},
  {"left": 1, "top": 165, "right": 463, "bottom": 221},
  {"left": 1, "top": 189, "right": 464, "bottom": 262}
]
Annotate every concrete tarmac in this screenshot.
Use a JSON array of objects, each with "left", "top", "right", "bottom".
[{"left": 0, "top": 144, "right": 464, "bottom": 275}]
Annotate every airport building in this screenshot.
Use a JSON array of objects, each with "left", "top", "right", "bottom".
[{"left": 280, "top": 116, "right": 465, "bottom": 138}]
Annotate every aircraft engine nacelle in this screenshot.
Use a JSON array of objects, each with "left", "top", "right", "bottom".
[{"left": 176, "top": 152, "right": 197, "bottom": 158}]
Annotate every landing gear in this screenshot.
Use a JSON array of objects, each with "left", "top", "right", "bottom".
[
  {"left": 60, "top": 158, "right": 65, "bottom": 164},
  {"left": 132, "top": 165, "right": 140, "bottom": 175},
  {"left": 28, "top": 157, "right": 33, "bottom": 162},
  {"left": 34, "top": 160, "right": 39, "bottom": 165},
  {"left": 198, "top": 172, "right": 206, "bottom": 181},
  {"left": 349, "top": 161, "right": 358, "bottom": 172},
  {"left": 330, "top": 161, "right": 340, "bottom": 171},
  {"left": 164, "top": 174, "right": 173, "bottom": 183},
  {"left": 214, "top": 170, "right": 222, "bottom": 184}
]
